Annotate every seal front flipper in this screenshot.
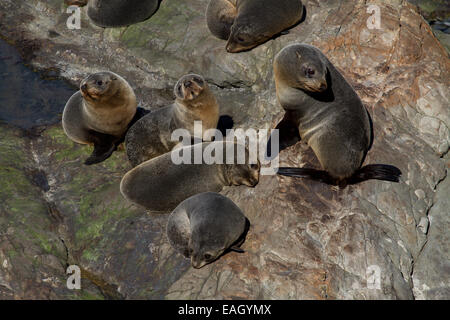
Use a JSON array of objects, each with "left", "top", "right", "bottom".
[
  {"left": 226, "top": 217, "right": 250, "bottom": 254},
  {"left": 216, "top": 115, "right": 234, "bottom": 138},
  {"left": 84, "top": 131, "right": 119, "bottom": 165},
  {"left": 266, "top": 112, "right": 300, "bottom": 160}
]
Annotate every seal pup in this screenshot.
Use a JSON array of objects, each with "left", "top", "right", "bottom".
[
  {"left": 120, "top": 141, "right": 260, "bottom": 212},
  {"left": 272, "top": 43, "right": 402, "bottom": 187},
  {"left": 206, "top": 0, "right": 304, "bottom": 53},
  {"left": 65, "top": 0, "right": 161, "bottom": 28},
  {"left": 125, "top": 74, "right": 220, "bottom": 167},
  {"left": 167, "top": 192, "right": 249, "bottom": 269},
  {"left": 62, "top": 71, "right": 138, "bottom": 165}
]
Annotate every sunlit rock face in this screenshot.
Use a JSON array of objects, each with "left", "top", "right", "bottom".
[{"left": 0, "top": 0, "right": 448, "bottom": 299}]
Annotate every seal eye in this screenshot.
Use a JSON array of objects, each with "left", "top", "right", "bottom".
[
  {"left": 204, "top": 253, "right": 212, "bottom": 260},
  {"left": 236, "top": 35, "right": 245, "bottom": 42},
  {"left": 97, "top": 80, "right": 103, "bottom": 86},
  {"left": 306, "top": 68, "right": 315, "bottom": 78}
]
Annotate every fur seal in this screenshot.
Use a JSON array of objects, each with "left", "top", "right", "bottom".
[
  {"left": 66, "top": 0, "right": 161, "bottom": 28},
  {"left": 62, "top": 71, "right": 138, "bottom": 165},
  {"left": 120, "top": 141, "right": 260, "bottom": 212},
  {"left": 125, "top": 74, "right": 220, "bottom": 167},
  {"left": 167, "top": 192, "right": 249, "bottom": 269},
  {"left": 206, "top": 0, "right": 304, "bottom": 53},
  {"left": 272, "top": 43, "right": 402, "bottom": 187}
]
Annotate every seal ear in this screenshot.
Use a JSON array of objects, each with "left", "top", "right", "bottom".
[
  {"left": 111, "top": 76, "right": 118, "bottom": 81},
  {"left": 229, "top": 246, "right": 245, "bottom": 253},
  {"left": 296, "top": 51, "right": 302, "bottom": 60}
]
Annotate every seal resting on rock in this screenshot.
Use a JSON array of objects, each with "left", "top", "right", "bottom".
[
  {"left": 125, "top": 74, "right": 220, "bottom": 167},
  {"left": 120, "top": 141, "right": 260, "bottom": 212},
  {"left": 167, "top": 192, "right": 249, "bottom": 269},
  {"left": 206, "top": 0, "right": 304, "bottom": 53},
  {"left": 65, "top": 0, "right": 161, "bottom": 28}
]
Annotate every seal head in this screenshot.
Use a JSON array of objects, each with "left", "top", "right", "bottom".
[
  {"left": 226, "top": 23, "right": 268, "bottom": 53},
  {"left": 226, "top": 161, "right": 260, "bottom": 187},
  {"left": 174, "top": 74, "right": 206, "bottom": 103},
  {"left": 274, "top": 44, "right": 328, "bottom": 93},
  {"left": 80, "top": 72, "right": 121, "bottom": 103}
]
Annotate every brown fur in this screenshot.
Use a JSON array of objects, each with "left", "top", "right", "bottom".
[
  {"left": 63, "top": 71, "right": 137, "bottom": 145},
  {"left": 125, "top": 74, "right": 220, "bottom": 167}
]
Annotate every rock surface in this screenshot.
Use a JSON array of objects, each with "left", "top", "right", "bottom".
[{"left": 0, "top": 0, "right": 448, "bottom": 299}]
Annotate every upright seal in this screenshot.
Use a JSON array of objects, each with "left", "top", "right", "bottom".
[
  {"left": 272, "top": 43, "right": 402, "bottom": 187},
  {"left": 125, "top": 74, "right": 220, "bottom": 167},
  {"left": 206, "top": 0, "right": 304, "bottom": 52},
  {"left": 120, "top": 141, "right": 260, "bottom": 212},
  {"left": 62, "top": 71, "right": 137, "bottom": 165},
  {"left": 167, "top": 192, "right": 249, "bottom": 269}
]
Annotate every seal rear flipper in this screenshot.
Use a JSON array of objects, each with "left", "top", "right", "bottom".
[
  {"left": 347, "top": 164, "right": 402, "bottom": 184},
  {"left": 84, "top": 132, "right": 119, "bottom": 165},
  {"left": 278, "top": 164, "right": 402, "bottom": 186}
]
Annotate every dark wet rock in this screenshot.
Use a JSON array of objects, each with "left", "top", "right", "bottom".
[
  {"left": 0, "top": 40, "right": 75, "bottom": 129},
  {"left": 0, "top": 0, "right": 448, "bottom": 299}
]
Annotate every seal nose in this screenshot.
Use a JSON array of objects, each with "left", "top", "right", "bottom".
[
  {"left": 225, "top": 42, "right": 235, "bottom": 53},
  {"left": 191, "top": 257, "right": 205, "bottom": 269},
  {"left": 247, "top": 176, "right": 258, "bottom": 187},
  {"left": 226, "top": 45, "right": 234, "bottom": 53}
]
